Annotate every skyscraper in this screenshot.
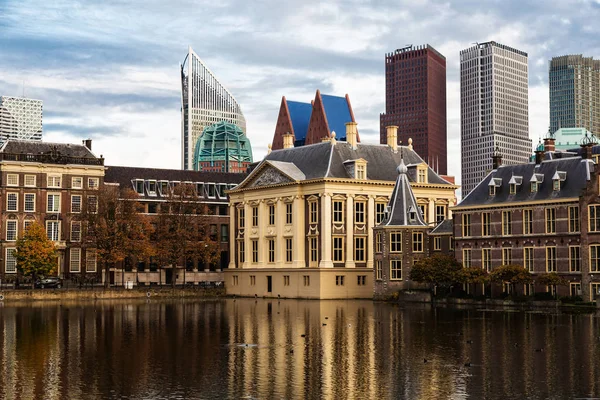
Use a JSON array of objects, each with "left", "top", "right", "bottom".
[
  {"left": 460, "top": 41, "right": 531, "bottom": 196},
  {"left": 180, "top": 46, "right": 246, "bottom": 170},
  {"left": 0, "top": 96, "right": 43, "bottom": 144},
  {"left": 549, "top": 55, "right": 600, "bottom": 134},
  {"left": 380, "top": 45, "right": 447, "bottom": 174}
]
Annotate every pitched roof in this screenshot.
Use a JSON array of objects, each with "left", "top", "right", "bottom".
[
  {"left": 0, "top": 140, "right": 97, "bottom": 159},
  {"left": 321, "top": 94, "right": 354, "bottom": 141},
  {"left": 286, "top": 100, "right": 312, "bottom": 144},
  {"left": 380, "top": 160, "right": 427, "bottom": 227},
  {"left": 430, "top": 219, "right": 453, "bottom": 235},
  {"left": 456, "top": 157, "right": 593, "bottom": 208}
]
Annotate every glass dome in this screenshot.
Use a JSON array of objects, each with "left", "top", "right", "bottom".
[{"left": 193, "top": 121, "right": 253, "bottom": 172}]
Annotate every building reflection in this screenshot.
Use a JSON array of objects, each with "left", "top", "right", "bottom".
[{"left": 0, "top": 300, "right": 599, "bottom": 399}]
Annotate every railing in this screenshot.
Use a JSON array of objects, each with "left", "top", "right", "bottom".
[{"left": 0, "top": 153, "right": 104, "bottom": 166}]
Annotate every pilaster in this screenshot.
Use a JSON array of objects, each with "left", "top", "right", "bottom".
[
  {"left": 367, "top": 195, "right": 375, "bottom": 269},
  {"left": 346, "top": 195, "right": 355, "bottom": 268},
  {"left": 319, "top": 193, "right": 333, "bottom": 268}
]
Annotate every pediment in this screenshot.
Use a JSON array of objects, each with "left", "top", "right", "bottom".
[{"left": 247, "top": 165, "right": 294, "bottom": 188}]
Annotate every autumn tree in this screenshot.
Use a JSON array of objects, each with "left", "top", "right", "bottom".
[
  {"left": 82, "top": 185, "right": 152, "bottom": 288},
  {"left": 489, "top": 264, "right": 533, "bottom": 295},
  {"left": 410, "top": 254, "right": 463, "bottom": 295},
  {"left": 15, "top": 222, "right": 57, "bottom": 288},
  {"left": 155, "top": 183, "right": 219, "bottom": 286},
  {"left": 536, "top": 272, "right": 569, "bottom": 298},
  {"left": 457, "top": 267, "right": 489, "bottom": 285}
]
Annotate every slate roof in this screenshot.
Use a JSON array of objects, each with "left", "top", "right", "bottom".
[
  {"left": 265, "top": 161, "right": 305, "bottom": 181},
  {"left": 286, "top": 100, "right": 312, "bottom": 144},
  {"left": 0, "top": 140, "right": 98, "bottom": 159},
  {"left": 430, "top": 219, "right": 453, "bottom": 235},
  {"left": 456, "top": 156, "right": 594, "bottom": 208},
  {"left": 380, "top": 160, "right": 427, "bottom": 227},
  {"left": 262, "top": 141, "right": 453, "bottom": 184},
  {"left": 321, "top": 94, "right": 353, "bottom": 141}
]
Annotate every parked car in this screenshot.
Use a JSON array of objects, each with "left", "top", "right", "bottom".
[{"left": 35, "top": 276, "right": 63, "bottom": 289}]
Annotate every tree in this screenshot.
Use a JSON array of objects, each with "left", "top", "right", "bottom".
[
  {"left": 457, "top": 267, "right": 489, "bottom": 285},
  {"left": 489, "top": 264, "right": 533, "bottom": 295},
  {"left": 410, "top": 254, "right": 463, "bottom": 295},
  {"left": 15, "top": 222, "right": 57, "bottom": 288},
  {"left": 83, "top": 186, "right": 152, "bottom": 288},
  {"left": 536, "top": 273, "right": 569, "bottom": 298}
]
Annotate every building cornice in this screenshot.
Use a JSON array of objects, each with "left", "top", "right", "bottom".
[{"left": 452, "top": 197, "right": 579, "bottom": 211}]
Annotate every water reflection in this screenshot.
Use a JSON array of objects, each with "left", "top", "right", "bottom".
[{"left": 0, "top": 300, "right": 598, "bottom": 399}]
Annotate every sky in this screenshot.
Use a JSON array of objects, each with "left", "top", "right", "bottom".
[{"left": 1, "top": 0, "right": 600, "bottom": 193}]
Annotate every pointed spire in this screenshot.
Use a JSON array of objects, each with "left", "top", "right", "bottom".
[{"left": 381, "top": 159, "right": 426, "bottom": 227}]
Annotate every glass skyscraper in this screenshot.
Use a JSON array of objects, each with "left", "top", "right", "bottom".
[
  {"left": 180, "top": 46, "right": 246, "bottom": 170},
  {"left": 0, "top": 96, "right": 43, "bottom": 144}
]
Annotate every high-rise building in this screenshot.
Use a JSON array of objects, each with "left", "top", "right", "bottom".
[
  {"left": 0, "top": 96, "right": 43, "bottom": 144},
  {"left": 379, "top": 45, "right": 447, "bottom": 174},
  {"left": 460, "top": 41, "right": 531, "bottom": 196},
  {"left": 549, "top": 55, "right": 600, "bottom": 134},
  {"left": 180, "top": 46, "right": 246, "bottom": 170},
  {"left": 193, "top": 121, "right": 253, "bottom": 173}
]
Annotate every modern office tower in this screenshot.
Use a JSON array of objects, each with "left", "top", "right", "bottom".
[
  {"left": 0, "top": 96, "right": 43, "bottom": 144},
  {"left": 180, "top": 46, "right": 246, "bottom": 170},
  {"left": 460, "top": 41, "right": 532, "bottom": 196},
  {"left": 379, "top": 45, "right": 447, "bottom": 174},
  {"left": 549, "top": 55, "right": 600, "bottom": 134}
]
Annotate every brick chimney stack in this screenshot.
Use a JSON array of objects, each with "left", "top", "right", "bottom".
[{"left": 386, "top": 125, "right": 398, "bottom": 153}]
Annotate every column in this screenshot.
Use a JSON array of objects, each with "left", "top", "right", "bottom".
[
  {"left": 293, "top": 196, "right": 306, "bottom": 268},
  {"left": 367, "top": 195, "right": 375, "bottom": 269},
  {"left": 259, "top": 200, "right": 268, "bottom": 266},
  {"left": 428, "top": 199, "right": 436, "bottom": 224},
  {"left": 276, "top": 198, "right": 285, "bottom": 265},
  {"left": 228, "top": 204, "right": 236, "bottom": 269},
  {"left": 345, "top": 195, "right": 355, "bottom": 268},
  {"left": 319, "top": 193, "right": 333, "bottom": 268},
  {"left": 243, "top": 202, "right": 250, "bottom": 268}
]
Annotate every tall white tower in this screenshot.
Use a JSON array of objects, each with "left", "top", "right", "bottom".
[
  {"left": 460, "top": 41, "right": 532, "bottom": 196},
  {"left": 0, "top": 96, "right": 43, "bottom": 144},
  {"left": 180, "top": 46, "right": 246, "bottom": 170}
]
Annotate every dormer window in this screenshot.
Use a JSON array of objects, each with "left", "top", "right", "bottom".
[
  {"left": 344, "top": 158, "right": 368, "bottom": 180},
  {"left": 553, "top": 179, "right": 560, "bottom": 191},
  {"left": 356, "top": 164, "right": 366, "bottom": 180},
  {"left": 133, "top": 179, "right": 144, "bottom": 195},
  {"left": 489, "top": 185, "right": 496, "bottom": 196},
  {"left": 552, "top": 171, "right": 566, "bottom": 192},
  {"left": 417, "top": 168, "right": 427, "bottom": 183},
  {"left": 508, "top": 176, "right": 522, "bottom": 195},
  {"left": 531, "top": 182, "right": 538, "bottom": 192},
  {"left": 509, "top": 184, "right": 516, "bottom": 194},
  {"left": 488, "top": 178, "right": 501, "bottom": 196},
  {"left": 530, "top": 173, "right": 544, "bottom": 193}
]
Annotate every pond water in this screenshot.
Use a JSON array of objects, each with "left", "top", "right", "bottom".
[{"left": 0, "top": 299, "right": 599, "bottom": 399}]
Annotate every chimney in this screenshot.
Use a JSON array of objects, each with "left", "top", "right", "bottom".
[
  {"left": 581, "top": 132, "right": 595, "bottom": 160},
  {"left": 544, "top": 127, "right": 556, "bottom": 153},
  {"left": 345, "top": 122, "right": 358, "bottom": 149},
  {"left": 386, "top": 125, "right": 398, "bottom": 153},
  {"left": 282, "top": 133, "right": 294, "bottom": 149},
  {"left": 534, "top": 140, "right": 545, "bottom": 164},
  {"left": 492, "top": 145, "right": 502, "bottom": 169},
  {"left": 83, "top": 139, "right": 92, "bottom": 151}
]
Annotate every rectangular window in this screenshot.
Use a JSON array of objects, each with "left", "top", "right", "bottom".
[
  {"left": 590, "top": 205, "right": 600, "bottom": 232},
  {"left": 303, "top": 275, "right": 310, "bottom": 286},
  {"left": 24, "top": 175, "right": 36, "bottom": 187},
  {"left": 356, "top": 164, "right": 366, "bottom": 180},
  {"left": 88, "top": 178, "right": 99, "bottom": 189},
  {"left": 502, "top": 248, "right": 512, "bottom": 265},
  {"left": 570, "top": 282, "right": 581, "bottom": 297},
  {"left": 355, "top": 202, "right": 365, "bottom": 224},
  {"left": 355, "top": 237, "right": 365, "bottom": 262},
  {"left": 333, "top": 200, "right": 344, "bottom": 223},
  {"left": 463, "top": 249, "right": 472, "bottom": 268},
  {"left": 47, "top": 175, "right": 61, "bottom": 188},
  {"left": 283, "top": 276, "right": 290, "bottom": 286},
  {"left": 286, "top": 238, "right": 293, "bottom": 262},
  {"left": 7, "top": 193, "right": 17, "bottom": 211},
  {"left": 6, "top": 174, "right": 18, "bottom": 186},
  {"left": 376, "top": 260, "right": 382, "bottom": 280},
  {"left": 250, "top": 276, "right": 256, "bottom": 286},
  {"left": 309, "top": 237, "right": 319, "bottom": 263},
  {"left": 286, "top": 203, "right": 293, "bottom": 224},
  {"left": 5, "top": 248, "right": 16, "bottom": 273},
  {"left": 376, "top": 203, "right": 386, "bottom": 224},
  {"left": 546, "top": 208, "right": 556, "bottom": 234},
  {"left": 88, "top": 196, "right": 97, "bottom": 214},
  {"left": 24, "top": 220, "right": 33, "bottom": 231},
  {"left": 238, "top": 241, "right": 245, "bottom": 263},
  {"left": 268, "top": 205, "right": 275, "bottom": 225},
  {"left": 502, "top": 211, "right": 512, "bottom": 235},
  {"left": 553, "top": 179, "right": 560, "bottom": 191},
  {"left": 220, "top": 224, "right": 229, "bottom": 243},
  {"left": 417, "top": 169, "right": 426, "bottom": 183},
  {"left": 489, "top": 185, "right": 496, "bottom": 196},
  {"left": 309, "top": 201, "right": 318, "bottom": 224},
  {"left": 6, "top": 220, "right": 17, "bottom": 241},
  {"left": 546, "top": 247, "right": 557, "bottom": 272},
  {"left": 335, "top": 275, "right": 345, "bottom": 286},
  {"left": 70, "top": 248, "right": 81, "bottom": 272},
  {"left": 509, "top": 183, "right": 516, "bottom": 195},
  {"left": 524, "top": 247, "right": 534, "bottom": 272},
  {"left": 147, "top": 180, "right": 157, "bottom": 195},
  {"left": 531, "top": 182, "right": 538, "bottom": 193},
  {"left": 375, "top": 232, "right": 383, "bottom": 253},
  {"left": 390, "top": 260, "right": 402, "bottom": 280},
  {"left": 71, "top": 195, "right": 82, "bottom": 213},
  {"left": 592, "top": 283, "right": 600, "bottom": 301},
  {"left": 434, "top": 236, "right": 441, "bottom": 251},
  {"left": 86, "top": 249, "right": 97, "bottom": 272},
  {"left": 46, "top": 221, "right": 60, "bottom": 241},
  {"left": 523, "top": 209, "right": 533, "bottom": 235},
  {"left": 569, "top": 206, "right": 580, "bottom": 233},
  {"left": 24, "top": 193, "right": 35, "bottom": 212},
  {"left": 232, "top": 275, "right": 239, "bottom": 286},
  {"left": 482, "top": 248, "right": 491, "bottom": 272},
  {"left": 72, "top": 177, "right": 83, "bottom": 189},
  {"left": 238, "top": 208, "right": 245, "bottom": 229},
  {"left": 252, "top": 240, "right": 259, "bottom": 263},
  {"left": 134, "top": 179, "right": 144, "bottom": 194},
  {"left": 333, "top": 237, "right": 344, "bottom": 262},
  {"left": 268, "top": 239, "right": 275, "bottom": 262},
  {"left": 482, "top": 212, "right": 491, "bottom": 236},
  {"left": 47, "top": 194, "right": 60, "bottom": 213},
  {"left": 418, "top": 204, "right": 427, "bottom": 222},
  {"left": 390, "top": 231, "right": 402, "bottom": 252},
  {"left": 569, "top": 246, "right": 581, "bottom": 272},
  {"left": 412, "top": 232, "right": 423, "bottom": 252},
  {"left": 71, "top": 221, "right": 81, "bottom": 242},
  {"left": 357, "top": 275, "right": 366, "bottom": 286},
  {"left": 462, "top": 214, "right": 471, "bottom": 237},
  {"left": 436, "top": 205, "right": 446, "bottom": 223},
  {"left": 590, "top": 245, "right": 600, "bottom": 272}
]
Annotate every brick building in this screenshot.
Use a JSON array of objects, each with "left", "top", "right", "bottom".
[{"left": 380, "top": 45, "right": 447, "bottom": 174}]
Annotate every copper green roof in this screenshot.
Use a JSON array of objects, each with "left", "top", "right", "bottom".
[{"left": 193, "top": 121, "right": 253, "bottom": 172}]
